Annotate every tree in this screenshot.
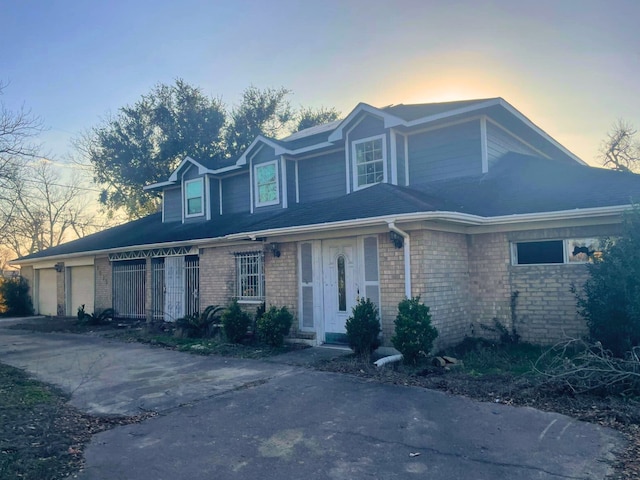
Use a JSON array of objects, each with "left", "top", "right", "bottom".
[
  {"left": 224, "top": 86, "right": 294, "bottom": 159},
  {"left": 77, "top": 81, "right": 340, "bottom": 219},
  {"left": 294, "top": 106, "right": 341, "bottom": 132},
  {"left": 1, "top": 161, "right": 106, "bottom": 258},
  {"left": 578, "top": 208, "right": 640, "bottom": 357},
  {"left": 599, "top": 120, "right": 640, "bottom": 173},
  {"left": 75, "top": 79, "right": 227, "bottom": 218}
]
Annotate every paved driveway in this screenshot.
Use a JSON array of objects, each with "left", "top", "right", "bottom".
[{"left": 0, "top": 326, "right": 621, "bottom": 480}]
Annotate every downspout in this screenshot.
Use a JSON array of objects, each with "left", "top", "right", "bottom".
[{"left": 387, "top": 222, "right": 411, "bottom": 298}]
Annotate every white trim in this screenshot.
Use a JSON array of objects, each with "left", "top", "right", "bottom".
[
  {"left": 351, "top": 134, "right": 387, "bottom": 191},
  {"left": 480, "top": 116, "right": 488, "bottom": 174},
  {"left": 219, "top": 178, "right": 223, "bottom": 215},
  {"left": 280, "top": 155, "right": 288, "bottom": 209},
  {"left": 295, "top": 160, "right": 300, "bottom": 204},
  {"left": 403, "top": 133, "right": 409, "bottom": 185},
  {"left": 253, "top": 160, "right": 280, "bottom": 208},
  {"left": 183, "top": 177, "right": 205, "bottom": 219},
  {"left": 344, "top": 116, "right": 366, "bottom": 195},
  {"left": 390, "top": 129, "right": 398, "bottom": 185},
  {"left": 64, "top": 256, "right": 95, "bottom": 267},
  {"left": 485, "top": 117, "right": 551, "bottom": 160},
  {"left": 329, "top": 103, "right": 404, "bottom": 142},
  {"left": 205, "top": 175, "right": 211, "bottom": 220},
  {"left": 161, "top": 190, "right": 165, "bottom": 222}
]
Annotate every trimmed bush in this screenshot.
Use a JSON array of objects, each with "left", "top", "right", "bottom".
[
  {"left": 257, "top": 305, "right": 293, "bottom": 347},
  {"left": 392, "top": 296, "right": 438, "bottom": 364},
  {"left": 222, "top": 299, "right": 251, "bottom": 343},
  {"left": 0, "top": 277, "right": 34, "bottom": 317},
  {"left": 345, "top": 298, "right": 380, "bottom": 357},
  {"left": 578, "top": 208, "right": 640, "bottom": 357}
]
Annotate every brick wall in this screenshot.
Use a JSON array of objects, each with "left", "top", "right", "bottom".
[
  {"left": 378, "top": 233, "right": 406, "bottom": 342},
  {"left": 56, "top": 268, "right": 65, "bottom": 316},
  {"left": 264, "top": 242, "right": 298, "bottom": 331},
  {"left": 412, "top": 230, "right": 471, "bottom": 348},
  {"left": 94, "top": 256, "right": 112, "bottom": 311},
  {"left": 199, "top": 245, "right": 242, "bottom": 307},
  {"left": 468, "top": 232, "right": 511, "bottom": 337}
]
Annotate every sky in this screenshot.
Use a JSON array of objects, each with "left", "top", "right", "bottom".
[{"left": 2, "top": 0, "right": 640, "bottom": 168}]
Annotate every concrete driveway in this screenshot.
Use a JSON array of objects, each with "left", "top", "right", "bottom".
[{"left": 0, "top": 325, "right": 621, "bottom": 480}]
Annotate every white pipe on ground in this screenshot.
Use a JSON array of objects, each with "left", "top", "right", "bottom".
[{"left": 374, "top": 354, "right": 403, "bottom": 367}]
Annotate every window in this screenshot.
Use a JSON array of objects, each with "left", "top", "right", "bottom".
[
  {"left": 512, "top": 238, "right": 602, "bottom": 265},
  {"left": 235, "top": 251, "right": 265, "bottom": 301},
  {"left": 254, "top": 161, "right": 279, "bottom": 206},
  {"left": 353, "top": 135, "right": 386, "bottom": 189},
  {"left": 184, "top": 178, "right": 204, "bottom": 217}
]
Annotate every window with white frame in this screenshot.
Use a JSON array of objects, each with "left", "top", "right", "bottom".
[
  {"left": 184, "top": 178, "right": 204, "bottom": 217},
  {"left": 235, "top": 251, "right": 265, "bottom": 301},
  {"left": 254, "top": 161, "right": 279, "bottom": 206},
  {"left": 512, "top": 238, "right": 602, "bottom": 265},
  {"left": 353, "top": 135, "right": 386, "bottom": 189}
]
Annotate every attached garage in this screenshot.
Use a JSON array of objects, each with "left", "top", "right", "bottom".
[
  {"left": 67, "top": 265, "right": 95, "bottom": 315},
  {"left": 36, "top": 268, "right": 57, "bottom": 316}
]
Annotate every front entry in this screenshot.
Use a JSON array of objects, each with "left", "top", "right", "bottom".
[{"left": 322, "top": 239, "right": 359, "bottom": 343}]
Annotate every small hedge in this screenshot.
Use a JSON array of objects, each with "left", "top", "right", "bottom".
[
  {"left": 222, "top": 299, "right": 251, "bottom": 343},
  {"left": 345, "top": 298, "right": 380, "bottom": 357},
  {"left": 257, "top": 305, "right": 293, "bottom": 347},
  {"left": 0, "top": 277, "right": 34, "bottom": 317},
  {"left": 392, "top": 296, "right": 438, "bottom": 364}
]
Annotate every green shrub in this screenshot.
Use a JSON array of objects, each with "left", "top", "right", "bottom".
[
  {"left": 392, "top": 296, "right": 438, "bottom": 364},
  {"left": 0, "top": 277, "right": 34, "bottom": 317},
  {"left": 175, "top": 305, "right": 224, "bottom": 338},
  {"left": 578, "top": 208, "right": 640, "bottom": 357},
  {"left": 222, "top": 299, "right": 251, "bottom": 343},
  {"left": 345, "top": 298, "right": 380, "bottom": 357},
  {"left": 257, "top": 305, "right": 293, "bottom": 347}
]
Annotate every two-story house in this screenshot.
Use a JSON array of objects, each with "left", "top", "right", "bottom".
[{"left": 14, "top": 98, "right": 640, "bottom": 347}]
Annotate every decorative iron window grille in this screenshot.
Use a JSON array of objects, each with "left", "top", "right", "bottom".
[{"left": 234, "top": 251, "right": 265, "bottom": 301}]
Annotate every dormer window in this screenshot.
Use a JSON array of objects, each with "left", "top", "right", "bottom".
[
  {"left": 353, "top": 135, "right": 386, "bottom": 190},
  {"left": 254, "top": 161, "right": 279, "bottom": 207},
  {"left": 184, "top": 178, "right": 204, "bottom": 217}
]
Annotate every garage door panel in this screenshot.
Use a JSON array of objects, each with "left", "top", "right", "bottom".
[
  {"left": 70, "top": 266, "right": 94, "bottom": 314},
  {"left": 38, "top": 269, "right": 57, "bottom": 316}
]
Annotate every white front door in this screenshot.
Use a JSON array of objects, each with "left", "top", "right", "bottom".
[{"left": 322, "top": 239, "right": 358, "bottom": 342}]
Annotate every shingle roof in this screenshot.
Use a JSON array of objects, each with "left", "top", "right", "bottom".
[
  {"left": 381, "top": 99, "right": 497, "bottom": 122},
  {"left": 17, "top": 154, "right": 640, "bottom": 263}
]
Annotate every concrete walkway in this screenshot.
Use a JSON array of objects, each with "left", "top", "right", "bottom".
[{"left": 0, "top": 324, "right": 622, "bottom": 480}]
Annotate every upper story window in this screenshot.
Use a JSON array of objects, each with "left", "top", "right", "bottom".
[
  {"left": 353, "top": 135, "right": 386, "bottom": 190},
  {"left": 184, "top": 178, "right": 204, "bottom": 217},
  {"left": 254, "top": 161, "right": 279, "bottom": 207}
]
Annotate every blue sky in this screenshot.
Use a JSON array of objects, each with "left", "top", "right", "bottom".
[{"left": 2, "top": 0, "right": 639, "bottom": 167}]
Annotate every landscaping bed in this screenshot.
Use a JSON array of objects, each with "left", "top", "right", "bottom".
[{"left": 3, "top": 317, "right": 639, "bottom": 479}]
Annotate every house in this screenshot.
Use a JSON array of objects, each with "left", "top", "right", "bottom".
[{"left": 12, "top": 98, "right": 640, "bottom": 347}]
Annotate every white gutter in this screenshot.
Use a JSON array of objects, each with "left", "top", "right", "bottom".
[
  {"left": 388, "top": 222, "right": 411, "bottom": 298},
  {"left": 11, "top": 204, "right": 632, "bottom": 266}
]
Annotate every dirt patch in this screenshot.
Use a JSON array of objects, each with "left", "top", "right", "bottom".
[{"left": 316, "top": 356, "right": 640, "bottom": 480}]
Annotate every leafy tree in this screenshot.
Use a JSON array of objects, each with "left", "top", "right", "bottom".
[
  {"left": 600, "top": 120, "right": 640, "bottom": 173},
  {"left": 75, "top": 79, "right": 227, "bottom": 218},
  {"left": 294, "top": 106, "right": 341, "bottom": 132},
  {"left": 224, "top": 86, "right": 293, "bottom": 159},
  {"left": 0, "top": 277, "right": 33, "bottom": 317},
  {"left": 578, "top": 208, "right": 640, "bottom": 357}
]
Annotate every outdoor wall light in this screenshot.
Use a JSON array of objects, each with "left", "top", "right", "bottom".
[
  {"left": 54, "top": 262, "right": 65, "bottom": 272},
  {"left": 269, "top": 243, "right": 281, "bottom": 258},
  {"left": 389, "top": 231, "right": 404, "bottom": 249}
]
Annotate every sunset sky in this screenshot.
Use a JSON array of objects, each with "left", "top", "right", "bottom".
[{"left": 2, "top": 0, "right": 639, "bottom": 167}]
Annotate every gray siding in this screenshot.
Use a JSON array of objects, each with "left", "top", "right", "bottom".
[
  {"left": 349, "top": 115, "right": 384, "bottom": 141},
  {"left": 395, "top": 132, "right": 406, "bottom": 186},
  {"left": 408, "top": 120, "right": 482, "bottom": 184},
  {"left": 221, "top": 173, "right": 250, "bottom": 214},
  {"left": 183, "top": 164, "right": 200, "bottom": 180},
  {"left": 209, "top": 176, "right": 220, "bottom": 216},
  {"left": 298, "top": 150, "right": 346, "bottom": 203},
  {"left": 286, "top": 160, "right": 296, "bottom": 205},
  {"left": 163, "top": 187, "right": 181, "bottom": 223},
  {"left": 252, "top": 145, "right": 276, "bottom": 165},
  {"left": 487, "top": 121, "right": 538, "bottom": 167}
]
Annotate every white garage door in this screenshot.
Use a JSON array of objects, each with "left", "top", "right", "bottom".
[
  {"left": 70, "top": 266, "right": 95, "bottom": 314},
  {"left": 37, "top": 268, "right": 57, "bottom": 316}
]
